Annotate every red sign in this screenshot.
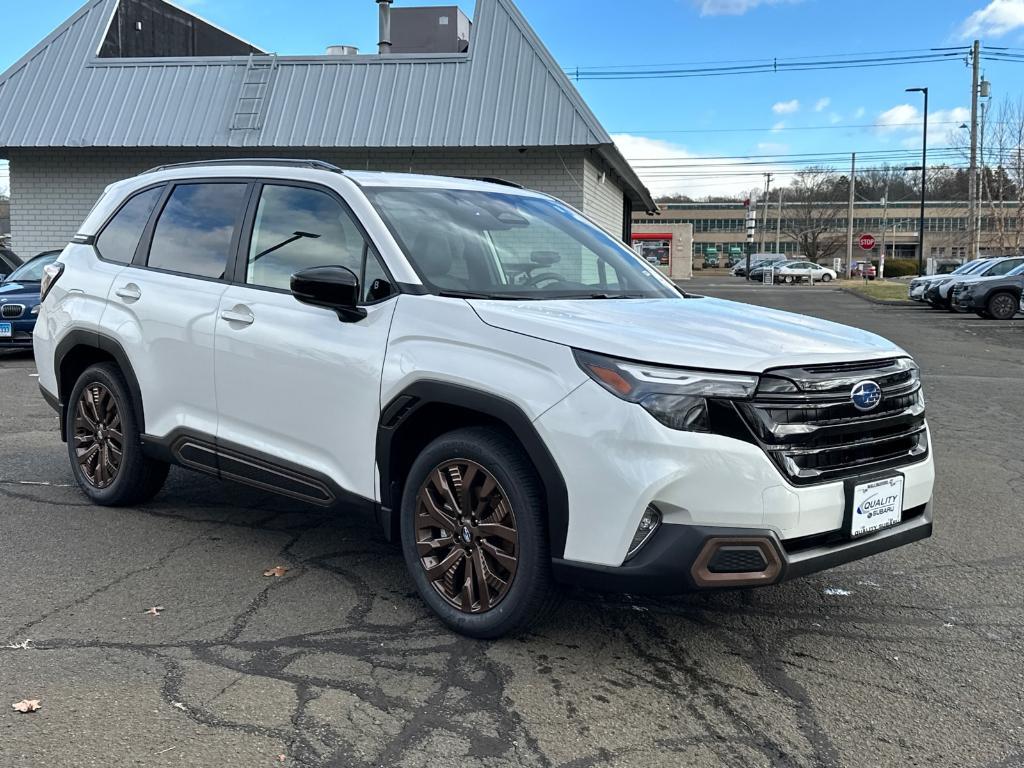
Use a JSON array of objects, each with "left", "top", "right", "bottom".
[{"left": 859, "top": 234, "right": 876, "bottom": 250}]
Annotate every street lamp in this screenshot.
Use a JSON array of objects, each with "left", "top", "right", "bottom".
[{"left": 905, "top": 86, "right": 928, "bottom": 276}]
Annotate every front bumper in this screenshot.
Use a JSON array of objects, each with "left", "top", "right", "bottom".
[
  {"left": 553, "top": 503, "right": 932, "bottom": 594},
  {"left": 0, "top": 318, "right": 37, "bottom": 348}
]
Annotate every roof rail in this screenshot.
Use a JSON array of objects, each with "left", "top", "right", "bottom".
[
  {"left": 142, "top": 158, "right": 344, "bottom": 175},
  {"left": 470, "top": 176, "right": 524, "bottom": 189}
]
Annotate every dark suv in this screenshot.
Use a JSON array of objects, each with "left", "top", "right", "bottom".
[{"left": 951, "top": 262, "right": 1024, "bottom": 320}]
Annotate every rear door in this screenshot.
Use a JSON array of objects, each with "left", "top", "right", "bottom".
[
  {"left": 213, "top": 180, "right": 398, "bottom": 503},
  {"left": 104, "top": 180, "right": 250, "bottom": 439}
]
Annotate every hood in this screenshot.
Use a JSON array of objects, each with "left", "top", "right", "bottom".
[
  {"left": 0, "top": 281, "right": 41, "bottom": 301},
  {"left": 958, "top": 273, "right": 1024, "bottom": 288},
  {"left": 468, "top": 297, "right": 904, "bottom": 373}
]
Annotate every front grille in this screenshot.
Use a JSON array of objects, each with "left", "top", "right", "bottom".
[
  {"left": 736, "top": 358, "right": 928, "bottom": 485},
  {"left": 0, "top": 303, "right": 25, "bottom": 319}
]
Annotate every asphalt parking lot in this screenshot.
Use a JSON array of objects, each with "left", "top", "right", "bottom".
[{"left": 2, "top": 280, "right": 1023, "bottom": 768}]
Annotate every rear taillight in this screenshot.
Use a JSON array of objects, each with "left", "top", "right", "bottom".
[{"left": 40, "top": 262, "right": 65, "bottom": 303}]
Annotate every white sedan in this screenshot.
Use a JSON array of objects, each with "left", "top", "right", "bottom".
[{"left": 775, "top": 261, "right": 837, "bottom": 284}]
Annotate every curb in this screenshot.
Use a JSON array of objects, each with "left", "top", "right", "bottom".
[{"left": 838, "top": 287, "right": 916, "bottom": 307}]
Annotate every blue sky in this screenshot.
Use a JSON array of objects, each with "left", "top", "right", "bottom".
[{"left": 2, "top": 0, "right": 1024, "bottom": 198}]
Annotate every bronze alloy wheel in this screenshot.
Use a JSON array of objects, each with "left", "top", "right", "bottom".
[
  {"left": 415, "top": 459, "right": 519, "bottom": 614},
  {"left": 73, "top": 383, "right": 124, "bottom": 489}
]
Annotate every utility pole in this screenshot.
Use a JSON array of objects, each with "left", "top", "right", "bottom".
[
  {"left": 845, "top": 152, "right": 856, "bottom": 278},
  {"left": 879, "top": 183, "right": 889, "bottom": 279},
  {"left": 759, "top": 173, "right": 772, "bottom": 252},
  {"left": 775, "top": 187, "right": 783, "bottom": 254},
  {"left": 905, "top": 87, "right": 929, "bottom": 276},
  {"left": 968, "top": 40, "right": 980, "bottom": 259}
]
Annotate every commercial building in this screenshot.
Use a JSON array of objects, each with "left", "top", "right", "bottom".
[
  {"left": 636, "top": 200, "right": 1023, "bottom": 271},
  {"left": 0, "top": 0, "right": 655, "bottom": 256}
]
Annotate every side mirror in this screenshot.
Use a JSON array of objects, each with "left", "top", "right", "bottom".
[{"left": 290, "top": 265, "right": 367, "bottom": 323}]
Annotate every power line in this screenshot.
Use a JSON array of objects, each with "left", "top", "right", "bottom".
[
  {"left": 608, "top": 120, "right": 974, "bottom": 135},
  {"left": 566, "top": 50, "right": 969, "bottom": 81}
]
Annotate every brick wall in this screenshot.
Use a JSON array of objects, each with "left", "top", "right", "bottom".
[{"left": 7, "top": 147, "right": 602, "bottom": 256}]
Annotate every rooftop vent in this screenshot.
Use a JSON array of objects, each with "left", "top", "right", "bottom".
[
  {"left": 326, "top": 45, "right": 359, "bottom": 56},
  {"left": 390, "top": 6, "right": 471, "bottom": 54}
]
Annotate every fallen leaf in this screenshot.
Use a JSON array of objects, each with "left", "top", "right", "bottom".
[
  {"left": 144, "top": 606, "right": 164, "bottom": 616},
  {"left": 277, "top": 756, "right": 287, "bottom": 763},
  {"left": 263, "top": 566, "right": 288, "bottom": 577},
  {"left": 12, "top": 699, "right": 41, "bottom": 713}
]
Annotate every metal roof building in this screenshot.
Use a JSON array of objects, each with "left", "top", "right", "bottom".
[{"left": 0, "top": 0, "right": 655, "bottom": 256}]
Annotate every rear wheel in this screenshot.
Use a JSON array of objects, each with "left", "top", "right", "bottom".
[
  {"left": 987, "top": 291, "right": 1019, "bottom": 320},
  {"left": 784, "top": 275, "right": 794, "bottom": 284},
  {"left": 67, "top": 363, "right": 169, "bottom": 506},
  {"left": 400, "top": 427, "right": 556, "bottom": 638}
]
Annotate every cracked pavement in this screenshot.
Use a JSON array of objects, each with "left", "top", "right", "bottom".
[{"left": 2, "top": 281, "right": 1023, "bottom": 767}]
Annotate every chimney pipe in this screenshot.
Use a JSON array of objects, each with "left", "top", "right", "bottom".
[{"left": 377, "top": 0, "right": 393, "bottom": 55}]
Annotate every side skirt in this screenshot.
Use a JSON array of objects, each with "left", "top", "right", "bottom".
[{"left": 141, "top": 429, "right": 373, "bottom": 512}]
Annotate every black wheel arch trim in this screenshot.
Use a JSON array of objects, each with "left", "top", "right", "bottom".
[
  {"left": 376, "top": 380, "right": 571, "bottom": 558},
  {"left": 54, "top": 330, "right": 146, "bottom": 443}
]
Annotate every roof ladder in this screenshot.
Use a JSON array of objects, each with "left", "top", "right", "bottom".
[{"left": 230, "top": 53, "right": 279, "bottom": 131}]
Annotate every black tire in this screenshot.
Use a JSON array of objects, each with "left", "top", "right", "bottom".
[
  {"left": 66, "top": 363, "right": 169, "bottom": 506},
  {"left": 400, "top": 426, "right": 558, "bottom": 638},
  {"left": 784, "top": 275, "right": 794, "bottom": 284},
  {"left": 821, "top": 273, "right": 832, "bottom": 282},
  {"left": 986, "top": 291, "right": 1019, "bottom": 321}
]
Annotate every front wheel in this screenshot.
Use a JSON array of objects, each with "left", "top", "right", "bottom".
[
  {"left": 821, "top": 273, "right": 832, "bottom": 282},
  {"left": 400, "top": 427, "right": 557, "bottom": 638},
  {"left": 66, "top": 363, "right": 169, "bottom": 506},
  {"left": 784, "top": 275, "right": 794, "bottom": 284},
  {"left": 987, "top": 291, "right": 1019, "bottom": 320}
]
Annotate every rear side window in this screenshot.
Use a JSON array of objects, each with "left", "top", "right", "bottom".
[
  {"left": 95, "top": 186, "right": 163, "bottom": 264},
  {"left": 147, "top": 183, "right": 247, "bottom": 279}
]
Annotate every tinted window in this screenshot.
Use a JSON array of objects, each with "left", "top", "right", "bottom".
[
  {"left": 96, "top": 186, "right": 162, "bottom": 264},
  {"left": 986, "top": 258, "right": 1024, "bottom": 276},
  {"left": 247, "top": 184, "right": 392, "bottom": 301},
  {"left": 148, "top": 183, "right": 247, "bottom": 279}
]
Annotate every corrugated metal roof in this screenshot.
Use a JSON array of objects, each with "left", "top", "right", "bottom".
[{"left": 0, "top": 0, "right": 655, "bottom": 209}]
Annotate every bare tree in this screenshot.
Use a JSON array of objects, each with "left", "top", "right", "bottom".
[{"left": 781, "top": 167, "right": 845, "bottom": 262}]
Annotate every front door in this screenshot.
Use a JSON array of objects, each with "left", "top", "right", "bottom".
[{"left": 213, "top": 181, "right": 398, "bottom": 502}]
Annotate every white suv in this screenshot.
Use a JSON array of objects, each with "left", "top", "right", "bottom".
[{"left": 34, "top": 160, "right": 935, "bottom": 637}]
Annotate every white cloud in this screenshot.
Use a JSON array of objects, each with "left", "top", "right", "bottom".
[
  {"left": 854, "top": 107, "right": 866, "bottom": 119},
  {"left": 960, "top": 0, "right": 1024, "bottom": 38},
  {"left": 771, "top": 121, "right": 786, "bottom": 132},
  {"left": 694, "top": 0, "right": 802, "bottom": 15},
  {"left": 613, "top": 133, "right": 787, "bottom": 199},
  {"left": 772, "top": 99, "right": 800, "bottom": 115},
  {"left": 814, "top": 97, "right": 831, "bottom": 112},
  {"left": 875, "top": 104, "right": 970, "bottom": 143},
  {"left": 828, "top": 113, "right": 842, "bottom": 125}
]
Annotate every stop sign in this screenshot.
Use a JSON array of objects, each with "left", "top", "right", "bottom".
[{"left": 859, "top": 234, "right": 876, "bottom": 250}]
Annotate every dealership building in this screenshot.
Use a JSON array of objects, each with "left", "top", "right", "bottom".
[{"left": 0, "top": 0, "right": 656, "bottom": 257}]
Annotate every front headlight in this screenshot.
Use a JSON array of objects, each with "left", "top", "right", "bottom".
[
  {"left": 30, "top": 304, "right": 41, "bottom": 315},
  {"left": 573, "top": 350, "right": 758, "bottom": 432}
]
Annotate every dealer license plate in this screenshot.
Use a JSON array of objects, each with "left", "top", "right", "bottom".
[
  {"left": 849, "top": 475, "right": 904, "bottom": 538},
  {"left": 0, "top": 323, "right": 11, "bottom": 338}
]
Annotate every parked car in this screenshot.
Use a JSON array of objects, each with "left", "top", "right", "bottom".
[
  {"left": 851, "top": 261, "right": 877, "bottom": 280},
  {"left": 909, "top": 259, "right": 992, "bottom": 301},
  {"left": 732, "top": 254, "right": 785, "bottom": 277},
  {"left": 0, "top": 247, "right": 21, "bottom": 281},
  {"left": 951, "top": 262, "right": 1024, "bottom": 319},
  {"left": 34, "top": 160, "right": 935, "bottom": 638},
  {"left": 924, "top": 256, "right": 1024, "bottom": 310},
  {"left": 0, "top": 250, "right": 61, "bottom": 349},
  {"left": 775, "top": 261, "right": 837, "bottom": 284}
]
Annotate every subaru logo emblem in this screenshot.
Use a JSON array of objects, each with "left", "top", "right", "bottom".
[
  {"left": 851, "top": 380, "right": 882, "bottom": 412},
  {"left": 461, "top": 526, "right": 473, "bottom": 544}
]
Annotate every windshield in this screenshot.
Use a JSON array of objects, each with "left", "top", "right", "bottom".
[
  {"left": 365, "top": 188, "right": 678, "bottom": 299},
  {"left": 4, "top": 252, "right": 57, "bottom": 283}
]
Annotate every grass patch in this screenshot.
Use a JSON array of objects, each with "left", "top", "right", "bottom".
[{"left": 839, "top": 280, "right": 913, "bottom": 303}]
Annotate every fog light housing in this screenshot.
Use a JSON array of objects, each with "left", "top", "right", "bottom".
[{"left": 626, "top": 505, "right": 662, "bottom": 560}]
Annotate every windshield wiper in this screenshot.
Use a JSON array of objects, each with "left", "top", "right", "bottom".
[{"left": 437, "top": 290, "right": 533, "bottom": 300}]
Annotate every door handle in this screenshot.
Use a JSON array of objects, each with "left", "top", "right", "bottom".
[
  {"left": 115, "top": 284, "right": 141, "bottom": 302},
  {"left": 220, "top": 307, "right": 255, "bottom": 326}
]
